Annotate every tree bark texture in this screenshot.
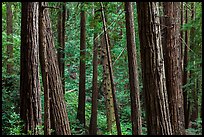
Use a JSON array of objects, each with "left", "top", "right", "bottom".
[
  {"left": 101, "top": 34, "right": 116, "bottom": 133},
  {"left": 39, "top": 2, "right": 51, "bottom": 134},
  {"left": 125, "top": 2, "right": 142, "bottom": 135},
  {"left": 77, "top": 10, "right": 86, "bottom": 126},
  {"left": 137, "top": 2, "right": 173, "bottom": 135},
  {"left": 180, "top": 2, "right": 184, "bottom": 71},
  {"left": 6, "top": 3, "right": 13, "bottom": 74},
  {"left": 89, "top": 14, "right": 99, "bottom": 134},
  {"left": 20, "top": 2, "right": 42, "bottom": 135},
  {"left": 39, "top": 2, "right": 71, "bottom": 135},
  {"left": 163, "top": 2, "right": 186, "bottom": 135},
  {"left": 100, "top": 2, "right": 122, "bottom": 135}
]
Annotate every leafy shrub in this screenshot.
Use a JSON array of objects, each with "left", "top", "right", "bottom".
[
  {"left": 2, "top": 75, "right": 22, "bottom": 135},
  {"left": 186, "top": 118, "right": 202, "bottom": 135}
]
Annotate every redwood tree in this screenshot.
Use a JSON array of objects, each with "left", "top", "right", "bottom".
[
  {"left": 20, "top": 2, "right": 42, "bottom": 134},
  {"left": 100, "top": 2, "right": 121, "bottom": 135},
  {"left": 77, "top": 9, "right": 86, "bottom": 126},
  {"left": 125, "top": 2, "right": 142, "bottom": 135},
  {"left": 137, "top": 2, "right": 173, "bottom": 135},
  {"left": 39, "top": 2, "right": 71, "bottom": 135},
  {"left": 89, "top": 9, "right": 99, "bottom": 134},
  {"left": 163, "top": 2, "right": 186, "bottom": 135},
  {"left": 183, "top": 2, "right": 190, "bottom": 129}
]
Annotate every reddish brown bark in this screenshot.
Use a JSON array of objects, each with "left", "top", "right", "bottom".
[
  {"left": 89, "top": 10, "right": 99, "bottom": 133},
  {"left": 77, "top": 10, "right": 86, "bottom": 126},
  {"left": 163, "top": 2, "right": 186, "bottom": 135},
  {"left": 39, "top": 2, "right": 71, "bottom": 135},
  {"left": 180, "top": 2, "right": 183, "bottom": 70},
  {"left": 125, "top": 2, "right": 142, "bottom": 135},
  {"left": 137, "top": 2, "right": 172, "bottom": 135},
  {"left": 20, "top": 2, "right": 42, "bottom": 134}
]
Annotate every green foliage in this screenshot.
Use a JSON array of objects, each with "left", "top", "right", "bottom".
[
  {"left": 182, "top": 2, "right": 202, "bottom": 118},
  {"left": 2, "top": 2, "right": 23, "bottom": 135},
  {"left": 2, "top": 75, "right": 22, "bottom": 135},
  {"left": 186, "top": 118, "right": 202, "bottom": 135},
  {"left": 2, "top": 2, "right": 202, "bottom": 135},
  {"left": 2, "top": 110, "right": 23, "bottom": 135}
]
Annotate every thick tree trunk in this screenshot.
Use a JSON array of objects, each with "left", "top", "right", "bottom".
[
  {"left": 137, "top": 2, "right": 173, "bottom": 135},
  {"left": 77, "top": 10, "right": 86, "bottom": 126},
  {"left": 20, "top": 2, "right": 42, "bottom": 135},
  {"left": 163, "top": 2, "right": 186, "bottom": 135},
  {"left": 39, "top": 2, "right": 71, "bottom": 135},
  {"left": 125, "top": 2, "right": 142, "bottom": 135},
  {"left": 57, "top": 2, "right": 66, "bottom": 94},
  {"left": 89, "top": 9, "right": 99, "bottom": 134},
  {"left": 6, "top": 3, "right": 13, "bottom": 74},
  {"left": 100, "top": 2, "right": 121, "bottom": 135}
]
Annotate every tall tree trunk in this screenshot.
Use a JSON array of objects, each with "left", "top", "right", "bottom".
[
  {"left": 6, "top": 3, "right": 13, "bottom": 74},
  {"left": 77, "top": 9, "right": 86, "bottom": 127},
  {"left": 39, "top": 3, "right": 51, "bottom": 134},
  {"left": 180, "top": 2, "right": 184, "bottom": 71},
  {"left": 183, "top": 2, "right": 190, "bottom": 129},
  {"left": 101, "top": 34, "right": 116, "bottom": 134},
  {"left": 189, "top": 2, "right": 198, "bottom": 128},
  {"left": 162, "top": 2, "right": 186, "bottom": 135},
  {"left": 125, "top": 2, "right": 142, "bottom": 135},
  {"left": 39, "top": 2, "right": 71, "bottom": 135},
  {"left": 89, "top": 8, "right": 99, "bottom": 134},
  {"left": 20, "top": 2, "right": 42, "bottom": 135},
  {"left": 137, "top": 2, "right": 172, "bottom": 135},
  {"left": 57, "top": 2, "right": 66, "bottom": 94},
  {"left": 100, "top": 2, "right": 121, "bottom": 135}
]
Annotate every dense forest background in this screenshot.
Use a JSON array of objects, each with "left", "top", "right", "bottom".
[{"left": 2, "top": 2, "right": 202, "bottom": 135}]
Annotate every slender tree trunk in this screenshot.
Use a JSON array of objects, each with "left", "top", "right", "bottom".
[
  {"left": 189, "top": 2, "right": 198, "bottom": 128},
  {"left": 20, "top": 2, "right": 42, "bottom": 135},
  {"left": 77, "top": 9, "right": 86, "bottom": 127},
  {"left": 183, "top": 2, "right": 190, "bottom": 129},
  {"left": 163, "top": 2, "right": 186, "bottom": 135},
  {"left": 39, "top": 3, "right": 51, "bottom": 134},
  {"left": 125, "top": 2, "right": 142, "bottom": 135},
  {"left": 180, "top": 2, "right": 183, "bottom": 71},
  {"left": 100, "top": 10, "right": 116, "bottom": 132},
  {"left": 101, "top": 34, "right": 116, "bottom": 133},
  {"left": 100, "top": 2, "right": 121, "bottom": 135},
  {"left": 6, "top": 3, "right": 13, "bottom": 74},
  {"left": 39, "top": 2, "right": 71, "bottom": 135},
  {"left": 137, "top": 2, "right": 172, "bottom": 135},
  {"left": 89, "top": 8, "right": 99, "bottom": 134},
  {"left": 57, "top": 2, "right": 66, "bottom": 94}
]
